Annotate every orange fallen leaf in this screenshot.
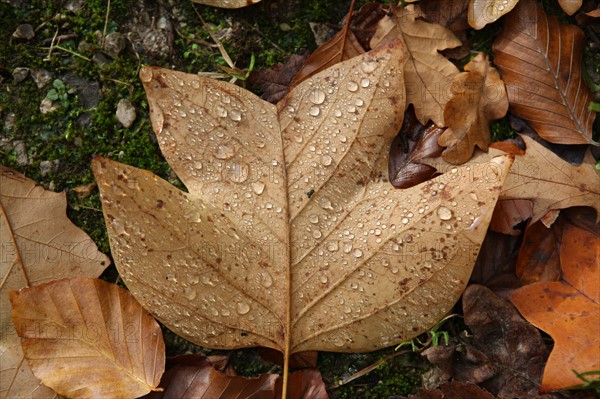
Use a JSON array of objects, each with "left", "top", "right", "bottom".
[
  {"left": 0, "top": 166, "right": 108, "bottom": 399},
  {"left": 370, "top": 4, "right": 461, "bottom": 126},
  {"left": 438, "top": 53, "right": 508, "bottom": 164},
  {"left": 10, "top": 277, "right": 165, "bottom": 399},
  {"left": 493, "top": 0, "right": 597, "bottom": 145},
  {"left": 509, "top": 223, "right": 600, "bottom": 391}
]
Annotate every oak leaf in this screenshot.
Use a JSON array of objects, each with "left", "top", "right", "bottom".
[
  {"left": 370, "top": 4, "right": 461, "bottom": 126},
  {"left": 438, "top": 53, "right": 508, "bottom": 164},
  {"left": 509, "top": 223, "right": 600, "bottom": 391},
  {"left": 92, "top": 43, "right": 513, "bottom": 395},
  {"left": 493, "top": 0, "right": 597, "bottom": 145},
  {"left": 468, "top": 0, "right": 520, "bottom": 30},
  {"left": 0, "top": 166, "right": 108, "bottom": 399},
  {"left": 493, "top": 135, "right": 600, "bottom": 224},
  {"left": 10, "top": 277, "right": 165, "bottom": 399}
]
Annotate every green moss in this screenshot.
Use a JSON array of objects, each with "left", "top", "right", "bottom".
[
  {"left": 327, "top": 351, "right": 423, "bottom": 399},
  {"left": 490, "top": 117, "right": 515, "bottom": 142}
]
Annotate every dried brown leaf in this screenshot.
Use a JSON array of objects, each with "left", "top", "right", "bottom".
[
  {"left": 250, "top": 54, "right": 309, "bottom": 103},
  {"left": 468, "top": 0, "right": 520, "bottom": 30},
  {"left": 92, "top": 42, "right": 513, "bottom": 396},
  {"left": 439, "top": 53, "right": 508, "bottom": 164},
  {"left": 349, "top": 2, "right": 388, "bottom": 50},
  {"left": 191, "top": 0, "right": 261, "bottom": 9},
  {"left": 371, "top": 4, "right": 461, "bottom": 126},
  {"left": 389, "top": 120, "right": 445, "bottom": 189},
  {"left": 10, "top": 277, "right": 164, "bottom": 399},
  {"left": 289, "top": 10, "right": 365, "bottom": 89},
  {"left": 515, "top": 219, "right": 564, "bottom": 284},
  {"left": 493, "top": 0, "right": 597, "bottom": 145},
  {"left": 0, "top": 166, "right": 108, "bottom": 399},
  {"left": 489, "top": 199, "right": 533, "bottom": 235}
]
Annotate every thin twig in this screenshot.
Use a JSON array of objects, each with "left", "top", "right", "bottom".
[
  {"left": 334, "top": 349, "right": 412, "bottom": 388},
  {"left": 102, "top": 0, "right": 111, "bottom": 47}
]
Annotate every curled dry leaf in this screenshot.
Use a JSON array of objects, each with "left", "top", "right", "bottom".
[
  {"left": 0, "top": 166, "right": 108, "bottom": 399},
  {"left": 493, "top": 0, "right": 597, "bottom": 145},
  {"left": 509, "top": 223, "right": 600, "bottom": 392},
  {"left": 370, "top": 4, "right": 461, "bottom": 126},
  {"left": 389, "top": 119, "right": 445, "bottom": 189},
  {"left": 468, "top": 0, "right": 520, "bottom": 30},
  {"left": 10, "top": 277, "right": 165, "bottom": 399},
  {"left": 191, "top": 0, "right": 261, "bottom": 9},
  {"left": 438, "top": 53, "right": 508, "bottom": 165},
  {"left": 92, "top": 42, "right": 513, "bottom": 395}
]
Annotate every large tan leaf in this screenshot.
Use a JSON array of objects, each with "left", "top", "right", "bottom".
[
  {"left": 493, "top": 0, "right": 597, "bottom": 145},
  {"left": 439, "top": 53, "right": 508, "bottom": 164},
  {"left": 370, "top": 4, "right": 461, "bottom": 126},
  {"left": 191, "top": 0, "right": 261, "bottom": 9},
  {"left": 0, "top": 166, "right": 108, "bottom": 399},
  {"left": 92, "top": 42, "right": 513, "bottom": 395},
  {"left": 10, "top": 277, "right": 165, "bottom": 399},
  {"left": 468, "top": 0, "right": 520, "bottom": 30}
]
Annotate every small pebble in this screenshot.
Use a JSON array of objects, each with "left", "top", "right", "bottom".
[
  {"left": 12, "top": 24, "right": 34, "bottom": 40},
  {"left": 116, "top": 99, "right": 136, "bottom": 128},
  {"left": 12, "top": 67, "right": 30, "bottom": 82},
  {"left": 40, "top": 98, "right": 59, "bottom": 114},
  {"left": 31, "top": 69, "right": 53, "bottom": 89}
]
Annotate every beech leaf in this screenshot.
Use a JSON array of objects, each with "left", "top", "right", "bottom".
[
  {"left": 492, "top": 0, "right": 598, "bottom": 145},
  {"left": 10, "top": 277, "right": 164, "bottom": 398},
  {"left": 439, "top": 53, "right": 508, "bottom": 164},
  {"left": 92, "top": 42, "right": 513, "bottom": 395},
  {"left": 0, "top": 166, "right": 108, "bottom": 399},
  {"left": 468, "top": 0, "right": 520, "bottom": 30},
  {"left": 370, "top": 4, "right": 461, "bottom": 126},
  {"left": 509, "top": 223, "right": 600, "bottom": 391}
]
